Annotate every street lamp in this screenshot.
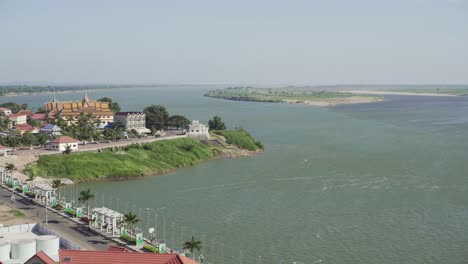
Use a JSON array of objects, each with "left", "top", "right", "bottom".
[
  {"left": 146, "top": 207, "right": 166, "bottom": 241},
  {"left": 10, "top": 192, "right": 16, "bottom": 211}
]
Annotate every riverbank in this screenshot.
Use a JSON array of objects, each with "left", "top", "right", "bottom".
[
  {"left": 24, "top": 133, "right": 263, "bottom": 182},
  {"left": 342, "top": 90, "right": 459, "bottom": 97},
  {"left": 205, "top": 87, "right": 383, "bottom": 106}
]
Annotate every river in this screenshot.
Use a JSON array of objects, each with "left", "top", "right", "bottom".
[{"left": 2, "top": 86, "right": 468, "bottom": 263}]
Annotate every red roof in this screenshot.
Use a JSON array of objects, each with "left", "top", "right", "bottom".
[
  {"left": 0, "top": 107, "right": 11, "bottom": 111},
  {"left": 107, "top": 245, "right": 130, "bottom": 252},
  {"left": 58, "top": 250, "right": 194, "bottom": 264},
  {"left": 0, "top": 145, "right": 11, "bottom": 150},
  {"left": 51, "top": 136, "right": 79, "bottom": 144},
  {"left": 31, "top": 113, "right": 47, "bottom": 120},
  {"left": 15, "top": 123, "right": 39, "bottom": 132},
  {"left": 25, "top": 250, "right": 56, "bottom": 264},
  {"left": 7, "top": 113, "right": 26, "bottom": 118},
  {"left": 17, "top": 110, "right": 34, "bottom": 117}
]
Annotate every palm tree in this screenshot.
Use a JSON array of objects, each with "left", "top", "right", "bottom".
[
  {"left": 52, "top": 179, "right": 63, "bottom": 201},
  {"left": 78, "top": 188, "right": 94, "bottom": 220},
  {"left": 123, "top": 212, "right": 140, "bottom": 238},
  {"left": 183, "top": 236, "right": 202, "bottom": 260}
]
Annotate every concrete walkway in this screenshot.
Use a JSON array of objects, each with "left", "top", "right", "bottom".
[{"left": 0, "top": 185, "right": 120, "bottom": 250}]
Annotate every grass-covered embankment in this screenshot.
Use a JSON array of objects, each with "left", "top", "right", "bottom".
[
  {"left": 214, "top": 129, "right": 264, "bottom": 151},
  {"left": 25, "top": 138, "right": 215, "bottom": 181}
]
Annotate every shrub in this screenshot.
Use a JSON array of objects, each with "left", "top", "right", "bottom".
[
  {"left": 53, "top": 204, "right": 63, "bottom": 210},
  {"left": 217, "top": 129, "right": 263, "bottom": 151},
  {"left": 143, "top": 244, "right": 159, "bottom": 253},
  {"left": 25, "top": 191, "right": 35, "bottom": 198},
  {"left": 121, "top": 234, "right": 136, "bottom": 243},
  {"left": 15, "top": 187, "right": 23, "bottom": 193}
]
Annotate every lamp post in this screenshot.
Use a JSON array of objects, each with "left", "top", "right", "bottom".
[
  {"left": 10, "top": 192, "right": 15, "bottom": 211},
  {"left": 146, "top": 206, "right": 166, "bottom": 242}
]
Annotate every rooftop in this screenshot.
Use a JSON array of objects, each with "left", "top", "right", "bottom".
[
  {"left": 58, "top": 250, "right": 197, "bottom": 264},
  {"left": 50, "top": 136, "right": 79, "bottom": 144}
]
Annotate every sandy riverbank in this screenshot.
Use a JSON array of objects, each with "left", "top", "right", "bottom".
[
  {"left": 283, "top": 96, "right": 384, "bottom": 106},
  {"left": 342, "top": 90, "right": 458, "bottom": 97}
]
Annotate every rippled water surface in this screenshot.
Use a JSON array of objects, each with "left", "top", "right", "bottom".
[{"left": 3, "top": 87, "right": 468, "bottom": 263}]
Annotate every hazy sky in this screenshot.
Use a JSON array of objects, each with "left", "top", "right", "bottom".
[{"left": 1, "top": 0, "right": 467, "bottom": 85}]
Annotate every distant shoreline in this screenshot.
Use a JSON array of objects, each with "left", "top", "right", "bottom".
[
  {"left": 0, "top": 88, "right": 122, "bottom": 98},
  {"left": 343, "top": 90, "right": 458, "bottom": 97}
]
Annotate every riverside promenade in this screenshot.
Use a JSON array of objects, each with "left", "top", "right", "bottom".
[{"left": 0, "top": 184, "right": 120, "bottom": 250}]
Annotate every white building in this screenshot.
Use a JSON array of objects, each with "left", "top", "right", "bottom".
[
  {"left": 114, "top": 112, "right": 150, "bottom": 134},
  {"left": 7, "top": 114, "right": 27, "bottom": 127},
  {"left": 48, "top": 136, "right": 79, "bottom": 152},
  {"left": 0, "top": 107, "right": 12, "bottom": 115},
  {"left": 187, "top": 120, "right": 210, "bottom": 139}
]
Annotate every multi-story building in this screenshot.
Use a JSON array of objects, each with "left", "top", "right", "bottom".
[
  {"left": 114, "top": 112, "right": 150, "bottom": 134},
  {"left": 187, "top": 120, "right": 210, "bottom": 139},
  {"left": 44, "top": 93, "right": 114, "bottom": 126},
  {"left": 7, "top": 114, "right": 27, "bottom": 128}
]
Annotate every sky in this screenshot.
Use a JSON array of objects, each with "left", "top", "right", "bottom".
[{"left": 1, "top": 0, "right": 467, "bottom": 86}]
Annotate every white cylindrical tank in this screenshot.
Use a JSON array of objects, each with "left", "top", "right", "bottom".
[
  {"left": 10, "top": 239, "right": 36, "bottom": 260},
  {"left": 36, "top": 235, "right": 59, "bottom": 257},
  {"left": 0, "top": 241, "right": 10, "bottom": 260}
]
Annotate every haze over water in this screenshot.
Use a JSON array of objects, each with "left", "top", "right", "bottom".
[{"left": 3, "top": 86, "right": 468, "bottom": 263}]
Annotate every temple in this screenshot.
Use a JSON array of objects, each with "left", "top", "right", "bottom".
[{"left": 44, "top": 92, "right": 114, "bottom": 125}]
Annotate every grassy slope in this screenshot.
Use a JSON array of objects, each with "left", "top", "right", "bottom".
[
  {"left": 26, "top": 138, "right": 215, "bottom": 181},
  {"left": 215, "top": 129, "right": 263, "bottom": 151}
]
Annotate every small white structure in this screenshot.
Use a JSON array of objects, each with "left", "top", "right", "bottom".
[
  {"left": 7, "top": 114, "right": 27, "bottom": 127},
  {"left": 114, "top": 112, "right": 150, "bottom": 134},
  {"left": 92, "top": 207, "right": 123, "bottom": 236},
  {"left": 48, "top": 136, "right": 79, "bottom": 152},
  {"left": 187, "top": 120, "right": 210, "bottom": 139},
  {"left": 0, "top": 107, "right": 12, "bottom": 116},
  {"left": 35, "top": 235, "right": 59, "bottom": 257},
  {"left": 0, "top": 241, "right": 10, "bottom": 260},
  {"left": 10, "top": 239, "right": 36, "bottom": 260}
]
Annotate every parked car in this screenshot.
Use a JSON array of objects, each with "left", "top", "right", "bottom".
[{"left": 91, "top": 141, "right": 100, "bottom": 144}]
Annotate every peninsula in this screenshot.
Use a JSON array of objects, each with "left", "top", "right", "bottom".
[
  {"left": 24, "top": 130, "right": 263, "bottom": 181},
  {"left": 204, "top": 87, "right": 383, "bottom": 106}
]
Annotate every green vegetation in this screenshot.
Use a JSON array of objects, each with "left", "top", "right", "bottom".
[
  {"left": 121, "top": 233, "right": 136, "bottom": 243},
  {"left": 78, "top": 188, "right": 95, "bottom": 219},
  {"left": 144, "top": 104, "right": 191, "bottom": 131},
  {"left": 26, "top": 138, "right": 216, "bottom": 181},
  {"left": 208, "top": 116, "right": 226, "bottom": 131},
  {"left": 0, "top": 85, "right": 131, "bottom": 97},
  {"left": 205, "top": 87, "right": 381, "bottom": 105},
  {"left": 98, "top": 97, "right": 121, "bottom": 112},
  {"left": 0, "top": 102, "right": 26, "bottom": 113},
  {"left": 143, "top": 244, "right": 159, "bottom": 253},
  {"left": 215, "top": 129, "right": 264, "bottom": 151},
  {"left": 11, "top": 210, "right": 25, "bottom": 217},
  {"left": 183, "top": 236, "right": 202, "bottom": 260}
]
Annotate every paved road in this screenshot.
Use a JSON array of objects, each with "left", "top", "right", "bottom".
[{"left": 0, "top": 187, "right": 117, "bottom": 250}]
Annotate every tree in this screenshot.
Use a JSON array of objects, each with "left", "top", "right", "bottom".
[
  {"left": 144, "top": 105, "right": 169, "bottom": 130},
  {"left": 167, "top": 115, "right": 190, "bottom": 129},
  {"left": 21, "top": 132, "right": 36, "bottom": 147},
  {"left": 0, "top": 102, "right": 22, "bottom": 113},
  {"left": 123, "top": 212, "right": 141, "bottom": 238},
  {"left": 36, "top": 132, "right": 48, "bottom": 147},
  {"left": 183, "top": 236, "right": 202, "bottom": 260},
  {"left": 63, "top": 144, "right": 72, "bottom": 155},
  {"left": 98, "top": 97, "right": 120, "bottom": 113},
  {"left": 52, "top": 179, "right": 63, "bottom": 201},
  {"left": 5, "top": 163, "right": 15, "bottom": 171},
  {"left": 78, "top": 188, "right": 95, "bottom": 221},
  {"left": 208, "top": 116, "right": 226, "bottom": 131}
]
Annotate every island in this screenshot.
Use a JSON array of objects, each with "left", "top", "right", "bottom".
[{"left": 204, "top": 87, "right": 383, "bottom": 106}]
